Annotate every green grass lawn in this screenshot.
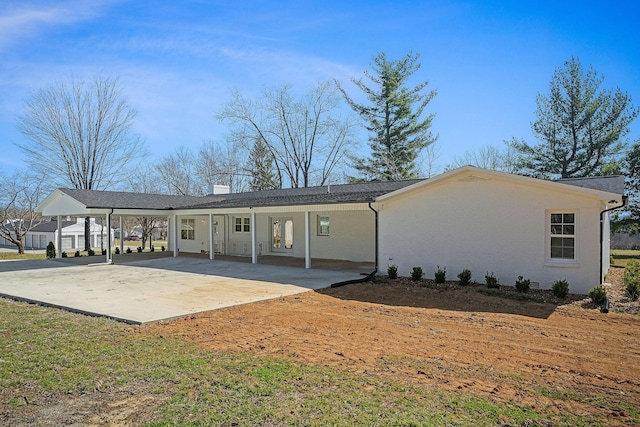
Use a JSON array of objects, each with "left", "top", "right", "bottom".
[
  {"left": 0, "top": 239, "right": 168, "bottom": 261},
  {"left": 611, "top": 249, "right": 640, "bottom": 266},
  {"left": 0, "top": 252, "right": 46, "bottom": 261},
  {"left": 0, "top": 298, "right": 622, "bottom": 426}
]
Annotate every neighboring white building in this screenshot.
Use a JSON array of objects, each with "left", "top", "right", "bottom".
[
  {"left": 36, "top": 167, "right": 625, "bottom": 294},
  {"left": 0, "top": 217, "right": 113, "bottom": 251}
]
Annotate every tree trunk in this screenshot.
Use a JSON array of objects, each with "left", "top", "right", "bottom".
[
  {"left": 84, "top": 216, "right": 91, "bottom": 251},
  {"left": 17, "top": 240, "right": 25, "bottom": 255}
]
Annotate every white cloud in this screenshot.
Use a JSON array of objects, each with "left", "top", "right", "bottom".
[{"left": 0, "top": 0, "right": 121, "bottom": 48}]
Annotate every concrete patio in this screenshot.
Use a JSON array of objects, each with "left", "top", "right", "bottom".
[{"left": 0, "top": 256, "right": 370, "bottom": 324}]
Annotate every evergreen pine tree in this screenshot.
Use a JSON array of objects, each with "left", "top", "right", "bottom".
[
  {"left": 510, "top": 57, "right": 638, "bottom": 178},
  {"left": 337, "top": 52, "right": 438, "bottom": 181},
  {"left": 248, "top": 137, "right": 280, "bottom": 191}
]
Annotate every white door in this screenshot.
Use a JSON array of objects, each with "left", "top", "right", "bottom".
[{"left": 272, "top": 218, "right": 293, "bottom": 253}]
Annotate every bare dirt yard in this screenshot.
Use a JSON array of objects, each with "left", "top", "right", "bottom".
[{"left": 147, "top": 266, "right": 640, "bottom": 424}]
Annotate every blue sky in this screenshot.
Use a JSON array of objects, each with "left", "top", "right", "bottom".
[{"left": 1, "top": 0, "right": 639, "bottom": 180}]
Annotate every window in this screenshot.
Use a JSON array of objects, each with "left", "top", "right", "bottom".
[
  {"left": 234, "top": 217, "right": 251, "bottom": 233},
  {"left": 318, "top": 216, "right": 330, "bottom": 236},
  {"left": 550, "top": 213, "right": 575, "bottom": 260},
  {"left": 181, "top": 218, "right": 195, "bottom": 240}
]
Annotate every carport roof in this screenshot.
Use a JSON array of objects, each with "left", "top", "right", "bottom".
[
  {"left": 56, "top": 188, "right": 212, "bottom": 210},
  {"left": 50, "top": 180, "right": 423, "bottom": 211}
]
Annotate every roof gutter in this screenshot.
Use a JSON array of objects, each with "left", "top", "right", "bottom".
[
  {"left": 330, "top": 202, "right": 379, "bottom": 288},
  {"left": 600, "top": 195, "right": 627, "bottom": 283}
]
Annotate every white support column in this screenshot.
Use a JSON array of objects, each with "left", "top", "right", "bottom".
[
  {"left": 119, "top": 216, "right": 124, "bottom": 255},
  {"left": 106, "top": 213, "right": 112, "bottom": 264},
  {"left": 305, "top": 210, "right": 311, "bottom": 269},
  {"left": 209, "top": 213, "right": 215, "bottom": 260},
  {"left": 251, "top": 210, "right": 257, "bottom": 264},
  {"left": 56, "top": 215, "right": 62, "bottom": 259},
  {"left": 173, "top": 214, "right": 179, "bottom": 257}
]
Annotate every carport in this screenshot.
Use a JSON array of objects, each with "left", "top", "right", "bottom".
[{"left": 0, "top": 256, "right": 365, "bottom": 324}]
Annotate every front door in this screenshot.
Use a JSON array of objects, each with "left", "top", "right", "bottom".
[{"left": 272, "top": 218, "right": 293, "bottom": 253}]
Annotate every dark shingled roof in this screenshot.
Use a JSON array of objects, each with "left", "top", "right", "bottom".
[
  {"left": 183, "top": 180, "right": 424, "bottom": 209},
  {"left": 556, "top": 175, "right": 625, "bottom": 196},
  {"left": 58, "top": 188, "right": 211, "bottom": 210},
  {"left": 31, "top": 220, "right": 75, "bottom": 232},
  {"left": 56, "top": 181, "right": 423, "bottom": 210},
  {"left": 2, "top": 220, "right": 75, "bottom": 233},
  {"left": 54, "top": 174, "right": 624, "bottom": 212}
]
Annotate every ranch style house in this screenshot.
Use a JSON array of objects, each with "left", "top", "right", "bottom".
[{"left": 37, "top": 166, "right": 625, "bottom": 294}]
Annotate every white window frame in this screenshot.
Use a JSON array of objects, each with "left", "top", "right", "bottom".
[
  {"left": 181, "top": 218, "right": 195, "bottom": 240},
  {"left": 317, "top": 215, "right": 330, "bottom": 236},
  {"left": 234, "top": 216, "right": 251, "bottom": 233},
  {"left": 547, "top": 211, "right": 577, "bottom": 262}
]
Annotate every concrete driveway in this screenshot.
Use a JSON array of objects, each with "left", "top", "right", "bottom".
[{"left": 0, "top": 257, "right": 364, "bottom": 324}]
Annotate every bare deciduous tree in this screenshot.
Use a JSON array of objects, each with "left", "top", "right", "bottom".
[
  {"left": 196, "top": 140, "right": 250, "bottom": 193},
  {"left": 0, "top": 172, "right": 45, "bottom": 254},
  {"left": 128, "top": 168, "right": 165, "bottom": 250},
  {"left": 418, "top": 143, "right": 442, "bottom": 178},
  {"left": 451, "top": 143, "right": 519, "bottom": 173},
  {"left": 158, "top": 146, "right": 204, "bottom": 196},
  {"left": 16, "top": 76, "right": 144, "bottom": 250},
  {"left": 218, "top": 81, "right": 356, "bottom": 188}
]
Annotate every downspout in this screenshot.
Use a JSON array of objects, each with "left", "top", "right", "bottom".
[
  {"left": 600, "top": 196, "right": 627, "bottom": 284},
  {"left": 330, "top": 201, "right": 379, "bottom": 288},
  {"left": 369, "top": 202, "right": 379, "bottom": 274}
]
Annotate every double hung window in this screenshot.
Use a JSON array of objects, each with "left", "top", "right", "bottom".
[
  {"left": 234, "top": 217, "right": 250, "bottom": 233},
  {"left": 181, "top": 218, "right": 195, "bottom": 240},
  {"left": 550, "top": 213, "right": 575, "bottom": 260}
]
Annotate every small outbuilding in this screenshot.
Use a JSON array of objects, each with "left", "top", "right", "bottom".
[{"left": 1, "top": 217, "right": 112, "bottom": 251}]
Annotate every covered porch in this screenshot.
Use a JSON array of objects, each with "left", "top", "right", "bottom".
[
  {"left": 171, "top": 204, "right": 376, "bottom": 269},
  {"left": 37, "top": 189, "right": 378, "bottom": 271}
]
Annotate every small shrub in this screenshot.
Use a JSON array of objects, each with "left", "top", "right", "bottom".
[
  {"left": 150, "top": 245, "right": 155, "bottom": 252},
  {"left": 101, "top": 249, "right": 106, "bottom": 255},
  {"left": 45, "top": 241, "right": 56, "bottom": 259},
  {"left": 126, "top": 247, "right": 132, "bottom": 254},
  {"left": 87, "top": 249, "right": 95, "bottom": 256},
  {"left": 74, "top": 250, "right": 81, "bottom": 258},
  {"left": 115, "top": 247, "right": 120, "bottom": 254},
  {"left": 485, "top": 272, "right": 500, "bottom": 288},
  {"left": 411, "top": 266, "right": 423, "bottom": 281},
  {"left": 552, "top": 279, "right": 570, "bottom": 298},
  {"left": 61, "top": 251, "right": 68, "bottom": 258},
  {"left": 458, "top": 269, "right": 472, "bottom": 286},
  {"left": 588, "top": 286, "right": 607, "bottom": 306},
  {"left": 434, "top": 266, "right": 446, "bottom": 284},
  {"left": 624, "top": 259, "right": 640, "bottom": 301},
  {"left": 626, "top": 282, "right": 640, "bottom": 301},
  {"left": 136, "top": 246, "right": 142, "bottom": 253},
  {"left": 515, "top": 275, "right": 530, "bottom": 293},
  {"left": 161, "top": 246, "right": 166, "bottom": 252},
  {"left": 610, "top": 255, "right": 614, "bottom": 265},
  {"left": 387, "top": 264, "right": 398, "bottom": 279}
]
